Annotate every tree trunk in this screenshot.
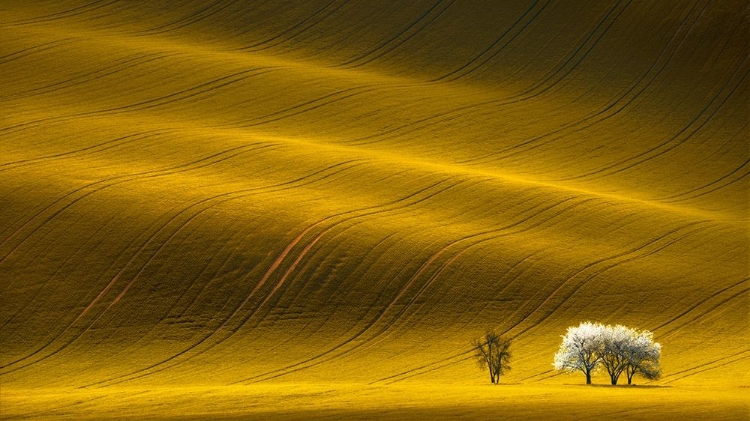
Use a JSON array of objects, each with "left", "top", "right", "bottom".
[
  {"left": 586, "top": 371, "right": 591, "bottom": 384},
  {"left": 611, "top": 376, "right": 618, "bottom": 385},
  {"left": 627, "top": 375, "right": 633, "bottom": 385}
]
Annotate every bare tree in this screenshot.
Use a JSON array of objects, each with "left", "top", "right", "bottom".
[
  {"left": 624, "top": 330, "right": 661, "bottom": 385},
  {"left": 553, "top": 321, "right": 606, "bottom": 384},
  {"left": 472, "top": 330, "right": 511, "bottom": 384}
]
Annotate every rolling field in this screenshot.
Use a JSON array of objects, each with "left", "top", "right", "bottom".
[{"left": 1, "top": 0, "right": 748, "bottom": 419}]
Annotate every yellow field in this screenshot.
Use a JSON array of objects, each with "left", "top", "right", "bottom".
[
  {"left": 3, "top": 384, "right": 748, "bottom": 420},
  {"left": 1, "top": 1, "right": 748, "bottom": 419}
]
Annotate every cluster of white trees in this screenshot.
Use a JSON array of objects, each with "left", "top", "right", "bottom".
[{"left": 553, "top": 321, "right": 661, "bottom": 385}]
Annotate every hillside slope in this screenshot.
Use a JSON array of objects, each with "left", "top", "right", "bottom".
[{"left": 1, "top": 0, "right": 747, "bottom": 396}]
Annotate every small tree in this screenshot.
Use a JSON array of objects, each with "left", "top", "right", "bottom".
[
  {"left": 472, "top": 330, "right": 511, "bottom": 384},
  {"left": 553, "top": 321, "right": 606, "bottom": 384},
  {"left": 624, "top": 330, "right": 661, "bottom": 385},
  {"left": 600, "top": 324, "right": 636, "bottom": 385}
]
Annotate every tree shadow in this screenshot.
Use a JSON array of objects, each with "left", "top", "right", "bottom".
[{"left": 564, "top": 383, "right": 672, "bottom": 388}]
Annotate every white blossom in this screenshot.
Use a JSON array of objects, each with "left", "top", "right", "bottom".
[
  {"left": 554, "top": 322, "right": 661, "bottom": 385},
  {"left": 553, "top": 321, "right": 606, "bottom": 384}
]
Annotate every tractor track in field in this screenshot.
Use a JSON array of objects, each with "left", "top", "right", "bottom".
[
  {"left": 338, "top": 0, "right": 455, "bottom": 69},
  {"left": 0, "top": 159, "right": 364, "bottom": 373},
  {"left": 1, "top": 67, "right": 279, "bottom": 136},
  {"left": 662, "top": 348, "right": 750, "bottom": 384},
  {"left": 0, "top": 142, "right": 279, "bottom": 262},
  {"left": 240, "top": 0, "right": 349, "bottom": 54},
  {"left": 433, "top": 0, "right": 549, "bottom": 82},
  {"left": 0, "top": 39, "right": 77, "bottom": 65},
  {"left": 77, "top": 176, "right": 476, "bottom": 387},
  {"left": 0, "top": 52, "right": 178, "bottom": 102},
  {"left": 459, "top": 0, "right": 709, "bottom": 165},
  {"left": 567, "top": 58, "right": 750, "bottom": 182},
  {"left": 0, "top": 131, "right": 159, "bottom": 172},
  {"left": 2, "top": 1, "right": 118, "bottom": 27}
]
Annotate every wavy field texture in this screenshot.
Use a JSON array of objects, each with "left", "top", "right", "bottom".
[{"left": 1, "top": 0, "right": 748, "bottom": 419}]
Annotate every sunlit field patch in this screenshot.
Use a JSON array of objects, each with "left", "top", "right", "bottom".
[{"left": 2, "top": 384, "right": 748, "bottom": 420}]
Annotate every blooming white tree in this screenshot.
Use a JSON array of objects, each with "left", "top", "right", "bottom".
[
  {"left": 623, "top": 329, "right": 661, "bottom": 385},
  {"left": 553, "top": 321, "right": 606, "bottom": 384},
  {"left": 600, "top": 324, "right": 637, "bottom": 385}
]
